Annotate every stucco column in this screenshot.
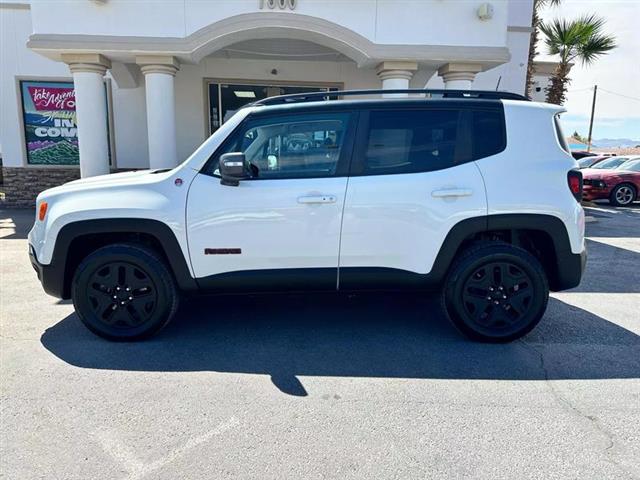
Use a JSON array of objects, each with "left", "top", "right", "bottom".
[
  {"left": 438, "top": 63, "right": 483, "bottom": 90},
  {"left": 137, "top": 56, "right": 179, "bottom": 169},
  {"left": 62, "top": 54, "right": 111, "bottom": 178},
  {"left": 376, "top": 61, "right": 418, "bottom": 97}
]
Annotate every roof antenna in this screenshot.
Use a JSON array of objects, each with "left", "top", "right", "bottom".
[{"left": 495, "top": 76, "right": 502, "bottom": 91}]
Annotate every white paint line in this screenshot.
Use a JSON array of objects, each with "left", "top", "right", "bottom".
[{"left": 96, "top": 416, "right": 241, "bottom": 480}]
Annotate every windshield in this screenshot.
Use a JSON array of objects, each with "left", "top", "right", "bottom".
[
  {"left": 618, "top": 159, "right": 640, "bottom": 172},
  {"left": 592, "top": 157, "right": 627, "bottom": 169},
  {"left": 578, "top": 156, "right": 602, "bottom": 168}
]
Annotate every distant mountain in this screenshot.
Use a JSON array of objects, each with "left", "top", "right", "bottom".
[{"left": 593, "top": 138, "right": 640, "bottom": 148}]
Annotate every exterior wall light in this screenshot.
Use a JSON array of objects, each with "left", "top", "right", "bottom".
[{"left": 477, "top": 3, "right": 494, "bottom": 20}]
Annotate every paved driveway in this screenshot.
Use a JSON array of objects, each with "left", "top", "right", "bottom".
[{"left": 1, "top": 206, "right": 639, "bottom": 479}]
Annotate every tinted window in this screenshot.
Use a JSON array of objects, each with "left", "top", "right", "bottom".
[
  {"left": 619, "top": 159, "right": 640, "bottom": 172},
  {"left": 359, "top": 107, "right": 505, "bottom": 176},
  {"left": 592, "top": 157, "right": 627, "bottom": 169},
  {"left": 209, "top": 112, "right": 351, "bottom": 179},
  {"left": 472, "top": 109, "right": 506, "bottom": 160},
  {"left": 363, "top": 109, "right": 460, "bottom": 175},
  {"left": 578, "top": 157, "right": 598, "bottom": 168}
]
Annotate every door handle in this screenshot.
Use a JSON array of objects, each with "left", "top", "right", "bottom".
[
  {"left": 297, "top": 195, "right": 337, "bottom": 204},
  {"left": 431, "top": 188, "right": 473, "bottom": 198}
]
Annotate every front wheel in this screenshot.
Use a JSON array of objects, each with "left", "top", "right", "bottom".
[
  {"left": 442, "top": 242, "right": 549, "bottom": 343},
  {"left": 71, "top": 244, "right": 179, "bottom": 341},
  {"left": 609, "top": 183, "right": 636, "bottom": 207}
]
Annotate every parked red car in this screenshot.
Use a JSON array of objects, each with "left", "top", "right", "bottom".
[{"left": 582, "top": 158, "right": 640, "bottom": 206}]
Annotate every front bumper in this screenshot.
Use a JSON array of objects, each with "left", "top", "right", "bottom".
[
  {"left": 582, "top": 184, "right": 609, "bottom": 201},
  {"left": 29, "top": 244, "right": 66, "bottom": 299}
]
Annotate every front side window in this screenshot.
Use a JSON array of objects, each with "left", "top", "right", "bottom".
[
  {"left": 362, "top": 109, "right": 460, "bottom": 175},
  {"left": 209, "top": 112, "right": 351, "bottom": 179}
]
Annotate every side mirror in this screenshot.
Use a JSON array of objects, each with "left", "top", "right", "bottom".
[{"left": 219, "top": 152, "right": 249, "bottom": 186}]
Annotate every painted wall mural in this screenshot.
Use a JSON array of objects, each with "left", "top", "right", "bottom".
[{"left": 20, "top": 81, "right": 80, "bottom": 165}]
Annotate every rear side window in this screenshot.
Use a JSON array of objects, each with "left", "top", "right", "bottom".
[
  {"left": 362, "top": 109, "right": 460, "bottom": 175},
  {"left": 357, "top": 107, "right": 505, "bottom": 176},
  {"left": 472, "top": 109, "right": 506, "bottom": 160}
]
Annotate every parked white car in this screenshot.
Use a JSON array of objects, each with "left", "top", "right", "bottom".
[{"left": 29, "top": 89, "right": 586, "bottom": 342}]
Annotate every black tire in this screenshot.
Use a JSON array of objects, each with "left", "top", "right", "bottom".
[
  {"left": 609, "top": 183, "right": 636, "bottom": 207},
  {"left": 442, "top": 242, "right": 549, "bottom": 343},
  {"left": 71, "top": 243, "right": 179, "bottom": 341}
]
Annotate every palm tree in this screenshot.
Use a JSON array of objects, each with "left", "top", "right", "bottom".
[
  {"left": 540, "top": 14, "right": 616, "bottom": 105},
  {"left": 525, "top": 0, "right": 563, "bottom": 99}
]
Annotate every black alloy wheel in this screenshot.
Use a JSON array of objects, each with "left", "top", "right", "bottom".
[
  {"left": 72, "top": 244, "right": 178, "bottom": 341},
  {"left": 85, "top": 261, "right": 157, "bottom": 329},
  {"left": 443, "top": 242, "right": 549, "bottom": 342}
]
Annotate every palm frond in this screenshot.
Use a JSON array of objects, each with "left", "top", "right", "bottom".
[
  {"left": 536, "top": 0, "right": 563, "bottom": 10},
  {"left": 540, "top": 14, "right": 616, "bottom": 63},
  {"left": 540, "top": 13, "right": 616, "bottom": 105},
  {"left": 578, "top": 33, "right": 617, "bottom": 65}
]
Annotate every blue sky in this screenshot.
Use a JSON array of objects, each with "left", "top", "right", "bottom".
[{"left": 539, "top": 0, "right": 640, "bottom": 140}]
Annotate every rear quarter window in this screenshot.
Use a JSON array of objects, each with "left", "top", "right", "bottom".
[{"left": 554, "top": 115, "right": 571, "bottom": 154}]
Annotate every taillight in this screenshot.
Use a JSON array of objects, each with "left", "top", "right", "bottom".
[
  {"left": 38, "top": 201, "right": 48, "bottom": 221},
  {"left": 567, "top": 170, "right": 583, "bottom": 202}
]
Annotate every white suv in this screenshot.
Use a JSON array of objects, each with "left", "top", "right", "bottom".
[{"left": 28, "top": 89, "right": 586, "bottom": 342}]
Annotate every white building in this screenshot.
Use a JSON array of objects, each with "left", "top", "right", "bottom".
[
  {"left": 1, "top": 0, "right": 534, "bottom": 206},
  {"left": 530, "top": 60, "right": 572, "bottom": 103}
]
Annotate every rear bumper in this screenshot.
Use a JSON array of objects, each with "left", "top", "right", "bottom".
[
  {"left": 553, "top": 247, "right": 587, "bottom": 291},
  {"left": 29, "top": 244, "right": 66, "bottom": 299}
]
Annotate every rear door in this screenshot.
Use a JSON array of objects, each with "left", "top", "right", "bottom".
[{"left": 338, "top": 105, "right": 501, "bottom": 287}]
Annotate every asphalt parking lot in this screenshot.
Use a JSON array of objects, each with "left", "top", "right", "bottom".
[{"left": 1, "top": 205, "right": 639, "bottom": 480}]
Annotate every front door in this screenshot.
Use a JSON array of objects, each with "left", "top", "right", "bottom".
[{"left": 186, "top": 110, "right": 357, "bottom": 290}]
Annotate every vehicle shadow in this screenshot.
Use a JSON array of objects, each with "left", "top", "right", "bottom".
[{"left": 41, "top": 293, "right": 640, "bottom": 396}]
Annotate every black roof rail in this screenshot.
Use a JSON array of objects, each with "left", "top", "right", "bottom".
[{"left": 253, "top": 88, "right": 529, "bottom": 106}]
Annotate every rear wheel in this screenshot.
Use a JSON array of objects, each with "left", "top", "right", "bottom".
[
  {"left": 71, "top": 244, "right": 179, "bottom": 341},
  {"left": 609, "top": 183, "right": 636, "bottom": 206},
  {"left": 442, "top": 242, "right": 549, "bottom": 343}
]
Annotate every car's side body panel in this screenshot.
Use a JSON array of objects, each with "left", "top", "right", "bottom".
[
  {"left": 476, "top": 101, "right": 585, "bottom": 255},
  {"left": 338, "top": 164, "right": 487, "bottom": 276},
  {"left": 28, "top": 97, "right": 588, "bottom": 301},
  {"left": 28, "top": 169, "right": 194, "bottom": 268},
  {"left": 30, "top": 218, "right": 197, "bottom": 299}
]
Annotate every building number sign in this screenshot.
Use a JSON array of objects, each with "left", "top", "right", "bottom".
[{"left": 259, "top": 0, "right": 297, "bottom": 10}]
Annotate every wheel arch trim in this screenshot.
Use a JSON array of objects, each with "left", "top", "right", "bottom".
[{"left": 41, "top": 218, "right": 198, "bottom": 299}]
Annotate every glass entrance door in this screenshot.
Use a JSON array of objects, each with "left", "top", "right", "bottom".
[{"left": 207, "top": 82, "right": 339, "bottom": 135}]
